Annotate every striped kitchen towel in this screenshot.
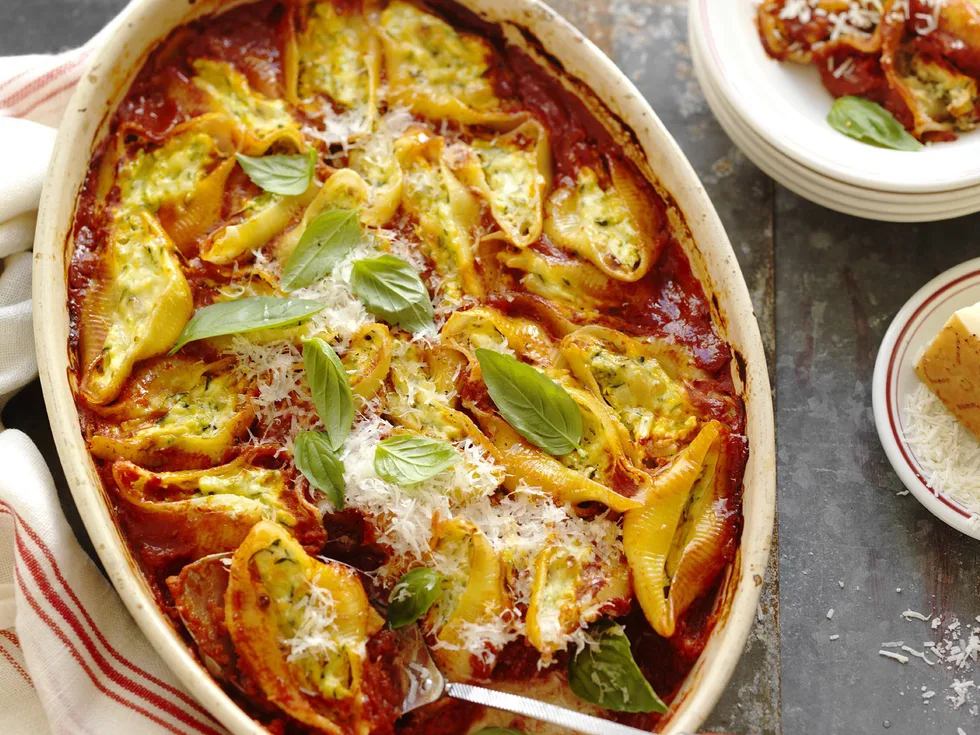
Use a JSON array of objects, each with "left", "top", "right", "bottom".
[{"left": 0, "top": 12, "right": 228, "bottom": 735}]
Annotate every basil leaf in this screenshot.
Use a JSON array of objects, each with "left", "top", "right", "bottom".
[
  {"left": 567, "top": 620, "right": 666, "bottom": 714},
  {"left": 236, "top": 149, "right": 317, "bottom": 195},
  {"left": 374, "top": 435, "right": 460, "bottom": 485},
  {"left": 827, "top": 96, "right": 922, "bottom": 151},
  {"left": 169, "top": 296, "right": 325, "bottom": 354},
  {"left": 302, "top": 338, "right": 354, "bottom": 451},
  {"left": 387, "top": 568, "right": 443, "bottom": 629},
  {"left": 293, "top": 430, "right": 345, "bottom": 510},
  {"left": 474, "top": 348, "right": 582, "bottom": 455},
  {"left": 350, "top": 255, "right": 434, "bottom": 333},
  {"left": 281, "top": 209, "right": 362, "bottom": 291}
]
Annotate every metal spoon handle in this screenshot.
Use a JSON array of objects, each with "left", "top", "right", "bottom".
[{"left": 445, "top": 682, "right": 656, "bottom": 735}]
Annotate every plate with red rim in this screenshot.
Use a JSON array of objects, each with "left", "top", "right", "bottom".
[
  {"left": 872, "top": 258, "right": 980, "bottom": 540},
  {"left": 690, "top": 0, "right": 980, "bottom": 197}
]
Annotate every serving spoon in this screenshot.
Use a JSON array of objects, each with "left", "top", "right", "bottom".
[
  {"left": 172, "top": 552, "right": 658, "bottom": 735},
  {"left": 392, "top": 622, "right": 658, "bottom": 735}
]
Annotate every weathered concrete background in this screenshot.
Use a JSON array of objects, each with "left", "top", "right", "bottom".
[{"left": 4, "top": 0, "right": 979, "bottom": 733}]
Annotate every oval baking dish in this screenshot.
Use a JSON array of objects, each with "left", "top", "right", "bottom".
[{"left": 32, "top": 1, "right": 776, "bottom": 733}]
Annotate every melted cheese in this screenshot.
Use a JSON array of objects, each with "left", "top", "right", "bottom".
[
  {"left": 79, "top": 213, "right": 193, "bottom": 405},
  {"left": 295, "top": 1, "right": 379, "bottom": 121},
  {"left": 453, "top": 120, "right": 551, "bottom": 248},
  {"left": 545, "top": 166, "right": 656, "bottom": 282},
  {"left": 526, "top": 540, "right": 629, "bottom": 662},
  {"left": 501, "top": 246, "right": 611, "bottom": 311},
  {"left": 202, "top": 184, "right": 317, "bottom": 264},
  {"left": 379, "top": 2, "right": 512, "bottom": 125},
  {"left": 117, "top": 132, "right": 221, "bottom": 214},
  {"left": 116, "top": 459, "right": 298, "bottom": 525},
  {"left": 226, "top": 522, "right": 383, "bottom": 734},
  {"left": 561, "top": 327, "right": 699, "bottom": 462},
  {"left": 425, "top": 519, "right": 509, "bottom": 679},
  {"left": 192, "top": 58, "right": 302, "bottom": 151},
  {"left": 387, "top": 338, "right": 463, "bottom": 440},
  {"left": 395, "top": 129, "right": 484, "bottom": 303},
  {"left": 89, "top": 357, "right": 254, "bottom": 464}
]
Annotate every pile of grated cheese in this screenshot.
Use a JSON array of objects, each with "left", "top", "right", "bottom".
[
  {"left": 285, "top": 576, "right": 343, "bottom": 662},
  {"left": 903, "top": 382, "right": 980, "bottom": 522},
  {"left": 339, "top": 408, "right": 626, "bottom": 659},
  {"left": 882, "top": 609, "right": 980, "bottom": 718}
]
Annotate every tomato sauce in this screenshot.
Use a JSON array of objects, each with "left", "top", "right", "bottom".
[
  {"left": 818, "top": 51, "right": 915, "bottom": 129},
  {"left": 68, "top": 1, "right": 748, "bottom": 733}
]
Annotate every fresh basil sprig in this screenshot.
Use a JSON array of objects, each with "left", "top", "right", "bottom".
[
  {"left": 350, "top": 255, "right": 434, "bottom": 333},
  {"left": 293, "top": 429, "right": 345, "bottom": 510},
  {"left": 302, "top": 338, "right": 354, "bottom": 451},
  {"left": 475, "top": 348, "right": 582, "bottom": 455},
  {"left": 374, "top": 435, "right": 460, "bottom": 485},
  {"left": 387, "top": 568, "right": 444, "bottom": 629},
  {"left": 282, "top": 209, "right": 362, "bottom": 291},
  {"left": 567, "top": 619, "right": 666, "bottom": 714},
  {"left": 236, "top": 149, "right": 317, "bottom": 196},
  {"left": 169, "top": 296, "right": 325, "bottom": 354},
  {"left": 827, "top": 96, "right": 922, "bottom": 151}
]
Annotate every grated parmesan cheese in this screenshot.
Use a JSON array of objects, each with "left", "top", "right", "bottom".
[
  {"left": 225, "top": 335, "right": 312, "bottom": 441},
  {"left": 891, "top": 609, "right": 980, "bottom": 714},
  {"left": 339, "top": 410, "right": 627, "bottom": 659},
  {"left": 880, "top": 650, "right": 910, "bottom": 664},
  {"left": 284, "top": 575, "right": 366, "bottom": 664},
  {"left": 904, "top": 382, "right": 980, "bottom": 520},
  {"left": 777, "top": 0, "right": 883, "bottom": 40},
  {"left": 831, "top": 57, "right": 856, "bottom": 80},
  {"left": 902, "top": 644, "right": 936, "bottom": 665},
  {"left": 775, "top": 0, "right": 943, "bottom": 49}
]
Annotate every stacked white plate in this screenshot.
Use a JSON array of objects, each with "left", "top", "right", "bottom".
[{"left": 689, "top": 0, "right": 980, "bottom": 222}]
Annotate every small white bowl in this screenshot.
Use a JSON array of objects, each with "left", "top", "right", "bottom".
[
  {"left": 872, "top": 258, "right": 980, "bottom": 540},
  {"left": 692, "top": 0, "right": 980, "bottom": 195}
]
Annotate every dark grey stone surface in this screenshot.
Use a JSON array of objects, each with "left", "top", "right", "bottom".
[
  {"left": 4, "top": 1, "right": 980, "bottom": 734},
  {"left": 1, "top": 0, "right": 124, "bottom": 55}
]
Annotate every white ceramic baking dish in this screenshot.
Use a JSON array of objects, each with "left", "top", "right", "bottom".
[{"left": 32, "top": 1, "right": 776, "bottom": 732}]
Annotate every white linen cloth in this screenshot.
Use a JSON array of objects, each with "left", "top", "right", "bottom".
[{"left": 0, "top": 17, "right": 228, "bottom": 735}]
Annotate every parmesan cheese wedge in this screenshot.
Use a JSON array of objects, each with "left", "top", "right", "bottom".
[{"left": 916, "top": 303, "right": 980, "bottom": 439}]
